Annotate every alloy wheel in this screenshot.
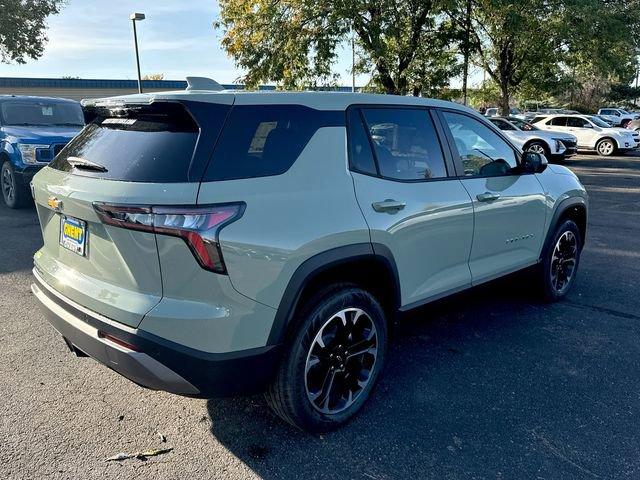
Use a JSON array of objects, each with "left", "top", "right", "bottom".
[
  {"left": 1, "top": 165, "right": 14, "bottom": 204},
  {"left": 527, "top": 143, "right": 546, "bottom": 155},
  {"left": 597, "top": 140, "right": 614, "bottom": 156},
  {"left": 550, "top": 231, "right": 578, "bottom": 294},
  {"left": 304, "top": 307, "right": 378, "bottom": 414}
]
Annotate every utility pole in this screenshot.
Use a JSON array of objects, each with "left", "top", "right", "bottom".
[
  {"left": 130, "top": 13, "right": 146, "bottom": 94},
  {"left": 351, "top": 28, "right": 356, "bottom": 93},
  {"left": 461, "top": 0, "right": 472, "bottom": 105}
]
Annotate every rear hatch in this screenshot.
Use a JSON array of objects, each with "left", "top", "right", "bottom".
[{"left": 32, "top": 96, "right": 232, "bottom": 327}]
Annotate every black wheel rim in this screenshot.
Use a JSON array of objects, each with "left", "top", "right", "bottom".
[
  {"left": 550, "top": 231, "right": 578, "bottom": 294},
  {"left": 2, "top": 166, "right": 14, "bottom": 204},
  {"left": 304, "top": 307, "right": 378, "bottom": 414}
]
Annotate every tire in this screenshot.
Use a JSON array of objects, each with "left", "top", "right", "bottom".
[
  {"left": 526, "top": 141, "right": 550, "bottom": 160},
  {"left": 596, "top": 138, "right": 616, "bottom": 157},
  {"left": 1, "top": 161, "right": 29, "bottom": 209},
  {"left": 265, "top": 284, "right": 388, "bottom": 432},
  {"left": 538, "top": 219, "right": 582, "bottom": 302}
]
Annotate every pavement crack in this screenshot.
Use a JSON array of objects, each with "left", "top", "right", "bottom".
[
  {"left": 564, "top": 301, "right": 640, "bottom": 321},
  {"left": 528, "top": 428, "right": 600, "bottom": 479}
]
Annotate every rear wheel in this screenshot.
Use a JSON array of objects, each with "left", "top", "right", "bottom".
[
  {"left": 1, "top": 161, "right": 29, "bottom": 209},
  {"left": 266, "top": 284, "right": 387, "bottom": 432},
  {"left": 596, "top": 138, "right": 616, "bottom": 157},
  {"left": 538, "top": 219, "right": 582, "bottom": 302}
]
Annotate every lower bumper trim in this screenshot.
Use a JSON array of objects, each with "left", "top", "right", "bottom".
[{"left": 31, "top": 280, "right": 200, "bottom": 395}]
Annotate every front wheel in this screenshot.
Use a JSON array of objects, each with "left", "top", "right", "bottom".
[
  {"left": 1, "top": 161, "right": 29, "bottom": 209},
  {"left": 526, "top": 141, "right": 550, "bottom": 159},
  {"left": 265, "top": 284, "right": 388, "bottom": 432},
  {"left": 596, "top": 138, "right": 616, "bottom": 157},
  {"left": 538, "top": 219, "right": 582, "bottom": 302}
]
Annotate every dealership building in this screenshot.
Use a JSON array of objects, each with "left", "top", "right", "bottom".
[{"left": 0, "top": 77, "right": 352, "bottom": 102}]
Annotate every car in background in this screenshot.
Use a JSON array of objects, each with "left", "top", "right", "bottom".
[
  {"left": 1, "top": 96, "right": 84, "bottom": 208},
  {"left": 484, "top": 107, "right": 525, "bottom": 119},
  {"left": 488, "top": 116, "right": 577, "bottom": 162},
  {"left": 533, "top": 114, "right": 639, "bottom": 156},
  {"left": 594, "top": 115, "right": 614, "bottom": 127},
  {"left": 597, "top": 108, "right": 639, "bottom": 127}
]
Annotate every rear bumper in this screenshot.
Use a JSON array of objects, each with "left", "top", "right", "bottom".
[{"left": 31, "top": 269, "right": 282, "bottom": 397}]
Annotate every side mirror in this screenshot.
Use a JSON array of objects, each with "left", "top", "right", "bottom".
[{"left": 523, "top": 151, "right": 548, "bottom": 173}]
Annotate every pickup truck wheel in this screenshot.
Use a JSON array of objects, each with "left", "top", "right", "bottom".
[
  {"left": 1, "top": 161, "right": 29, "bottom": 209},
  {"left": 596, "top": 138, "right": 616, "bottom": 156},
  {"left": 265, "top": 284, "right": 387, "bottom": 432},
  {"left": 539, "top": 219, "right": 582, "bottom": 302}
]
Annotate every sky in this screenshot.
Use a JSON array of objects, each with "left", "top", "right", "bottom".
[{"left": 0, "top": 0, "right": 365, "bottom": 86}]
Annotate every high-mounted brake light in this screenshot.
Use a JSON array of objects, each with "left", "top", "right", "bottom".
[{"left": 93, "top": 203, "right": 245, "bottom": 274}]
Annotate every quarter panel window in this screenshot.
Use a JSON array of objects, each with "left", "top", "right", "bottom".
[
  {"left": 361, "top": 108, "right": 447, "bottom": 180},
  {"left": 347, "top": 109, "right": 377, "bottom": 175},
  {"left": 442, "top": 111, "right": 518, "bottom": 177},
  {"left": 204, "top": 105, "right": 343, "bottom": 181}
]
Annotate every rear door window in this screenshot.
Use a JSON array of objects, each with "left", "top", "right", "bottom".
[
  {"left": 51, "top": 101, "right": 229, "bottom": 183},
  {"left": 360, "top": 108, "right": 448, "bottom": 180},
  {"left": 204, "top": 105, "right": 343, "bottom": 181}
]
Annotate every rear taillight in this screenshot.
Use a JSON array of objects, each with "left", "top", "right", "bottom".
[{"left": 93, "top": 202, "right": 245, "bottom": 274}]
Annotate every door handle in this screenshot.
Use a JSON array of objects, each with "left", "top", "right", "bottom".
[
  {"left": 372, "top": 199, "right": 406, "bottom": 213},
  {"left": 476, "top": 192, "right": 500, "bottom": 202}
]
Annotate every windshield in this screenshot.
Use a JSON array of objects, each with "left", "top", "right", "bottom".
[
  {"left": 1, "top": 101, "right": 84, "bottom": 127},
  {"left": 589, "top": 116, "right": 611, "bottom": 128}
]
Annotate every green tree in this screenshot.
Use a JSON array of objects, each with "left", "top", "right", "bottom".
[
  {"left": 449, "top": 0, "right": 559, "bottom": 115},
  {"left": 0, "top": 0, "right": 64, "bottom": 64},
  {"left": 215, "top": 0, "right": 461, "bottom": 95},
  {"left": 450, "top": 0, "right": 640, "bottom": 115}
]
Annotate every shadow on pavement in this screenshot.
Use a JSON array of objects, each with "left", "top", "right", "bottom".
[{"left": 205, "top": 277, "right": 591, "bottom": 479}]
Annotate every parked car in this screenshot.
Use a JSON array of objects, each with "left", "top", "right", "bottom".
[
  {"left": 1, "top": 96, "right": 84, "bottom": 208},
  {"left": 488, "top": 116, "right": 578, "bottom": 162},
  {"left": 31, "top": 87, "right": 588, "bottom": 432},
  {"left": 533, "top": 114, "right": 639, "bottom": 156},
  {"left": 597, "top": 108, "right": 639, "bottom": 127},
  {"left": 595, "top": 115, "right": 614, "bottom": 127},
  {"left": 484, "top": 107, "right": 524, "bottom": 119}
]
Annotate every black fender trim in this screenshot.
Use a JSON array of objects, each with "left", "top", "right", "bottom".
[
  {"left": 266, "top": 243, "right": 400, "bottom": 346},
  {"left": 540, "top": 197, "right": 588, "bottom": 259}
]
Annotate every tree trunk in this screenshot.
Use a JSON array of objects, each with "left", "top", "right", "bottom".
[{"left": 499, "top": 81, "right": 510, "bottom": 116}]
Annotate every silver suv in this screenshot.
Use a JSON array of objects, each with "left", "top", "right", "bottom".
[{"left": 31, "top": 88, "right": 588, "bottom": 432}]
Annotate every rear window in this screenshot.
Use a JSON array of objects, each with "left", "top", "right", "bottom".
[
  {"left": 51, "top": 101, "right": 228, "bottom": 183},
  {"left": 203, "top": 105, "right": 343, "bottom": 181}
]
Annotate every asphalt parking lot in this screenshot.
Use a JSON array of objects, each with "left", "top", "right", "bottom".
[{"left": 1, "top": 153, "right": 639, "bottom": 480}]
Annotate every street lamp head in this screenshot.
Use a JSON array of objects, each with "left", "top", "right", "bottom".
[{"left": 130, "top": 12, "right": 145, "bottom": 21}]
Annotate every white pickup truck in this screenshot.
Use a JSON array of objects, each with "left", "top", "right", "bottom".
[{"left": 597, "top": 108, "right": 639, "bottom": 127}]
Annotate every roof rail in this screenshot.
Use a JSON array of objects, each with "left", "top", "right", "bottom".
[{"left": 185, "top": 76, "right": 224, "bottom": 92}]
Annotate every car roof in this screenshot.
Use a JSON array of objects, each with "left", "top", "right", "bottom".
[
  {"left": 81, "top": 89, "right": 479, "bottom": 114},
  {"left": 0, "top": 94, "right": 79, "bottom": 104}
]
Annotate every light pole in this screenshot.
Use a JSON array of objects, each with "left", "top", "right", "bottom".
[{"left": 130, "top": 12, "right": 145, "bottom": 94}]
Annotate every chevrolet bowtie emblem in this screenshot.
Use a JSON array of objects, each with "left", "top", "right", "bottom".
[{"left": 47, "top": 196, "right": 63, "bottom": 211}]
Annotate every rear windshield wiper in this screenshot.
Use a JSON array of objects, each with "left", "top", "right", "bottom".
[{"left": 67, "top": 156, "right": 108, "bottom": 172}]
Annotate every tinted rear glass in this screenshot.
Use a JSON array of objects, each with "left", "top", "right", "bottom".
[
  {"left": 50, "top": 102, "right": 228, "bottom": 183},
  {"left": 203, "top": 105, "right": 343, "bottom": 181}
]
